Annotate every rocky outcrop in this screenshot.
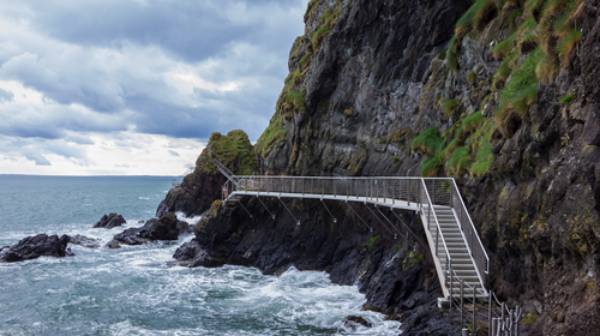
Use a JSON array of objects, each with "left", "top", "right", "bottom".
[
  {"left": 93, "top": 213, "right": 126, "bottom": 229},
  {"left": 0, "top": 234, "right": 72, "bottom": 262},
  {"left": 174, "top": 199, "right": 460, "bottom": 335},
  {"left": 67, "top": 234, "right": 100, "bottom": 248},
  {"left": 156, "top": 130, "right": 257, "bottom": 217},
  {"left": 107, "top": 213, "right": 189, "bottom": 248}
]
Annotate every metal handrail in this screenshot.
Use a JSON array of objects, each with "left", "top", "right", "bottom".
[
  {"left": 420, "top": 179, "right": 452, "bottom": 270},
  {"left": 450, "top": 178, "right": 490, "bottom": 274}
]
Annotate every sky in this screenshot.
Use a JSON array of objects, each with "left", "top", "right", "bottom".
[{"left": 0, "top": 0, "right": 308, "bottom": 175}]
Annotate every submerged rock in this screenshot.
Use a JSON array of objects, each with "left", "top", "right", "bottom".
[
  {"left": 343, "top": 315, "right": 372, "bottom": 329},
  {"left": 0, "top": 234, "right": 72, "bottom": 262},
  {"left": 67, "top": 234, "right": 100, "bottom": 248},
  {"left": 107, "top": 212, "right": 189, "bottom": 248},
  {"left": 93, "top": 213, "right": 126, "bottom": 229}
]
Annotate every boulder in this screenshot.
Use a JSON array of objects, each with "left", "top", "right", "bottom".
[
  {"left": 343, "top": 315, "right": 373, "bottom": 329},
  {"left": 173, "top": 239, "right": 224, "bottom": 267},
  {"left": 107, "top": 213, "right": 189, "bottom": 248},
  {"left": 93, "top": 213, "right": 126, "bottom": 229},
  {"left": 67, "top": 234, "right": 100, "bottom": 248},
  {"left": 0, "top": 234, "right": 72, "bottom": 262}
]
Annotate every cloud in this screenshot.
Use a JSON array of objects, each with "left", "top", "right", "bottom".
[
  {"left": 0, "top": 88, "right": 13, "bottom": 101},
  {"left": 0, "top": 0, "right": 308, "bottom": 174}
]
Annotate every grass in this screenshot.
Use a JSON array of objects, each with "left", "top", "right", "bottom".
[
  {"left": 310, "top": 2, "right": 341, "bottom": 50},
  {"left": 470, "top": 138, "right": 494, "bottom": 176},
  {"left": 411, "top": 128, "right": 444, "bottom": 156},
  {"left": 498, "top": 48, "right": 542, "bottom": 121},
  {"left": 200, "top": 130, "right": 258, "bottom": 175},
  {"left": 446, "top": 36, "right": 459, "bottom": 70},
  {"left": 255, "top": 113, "right": 287, "bottom": 157},
  {"left": 446, "top": 146, "right": 471, "bottom": 175},
  {"left": 442, "top": 98, "right": 460, "bottom": 118},
  {"left": 557, "top": 29, "right": 582, "bottom": 66},
  {"left": 560, "top": 93, "right": 575, "bottom": 104}
]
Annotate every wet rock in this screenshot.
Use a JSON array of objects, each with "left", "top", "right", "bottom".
[
  {"left": 0, "top": 234, "right": 72, "bottom": 262},
  {"left": 173, "top": 239, "right": 224, "bottom": 267},
  {"left": 343, "top": 315, "right": 372, "bottom": 328},
  {"left": 67, "top": 234, "right": 100, "bottom": 248},
  {"left": 107, "top": 213, "right": 189, "bottom": 248},
  {"left": 93, "top": 213, "right": 126, "bottom": 229}
]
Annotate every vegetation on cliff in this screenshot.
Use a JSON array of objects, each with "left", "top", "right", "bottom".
[{"left": 198, "top": 130, "right": 257, "bottom": 175}]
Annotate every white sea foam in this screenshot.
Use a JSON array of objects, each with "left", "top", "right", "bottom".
[{"left": 175, "top": 212, "right": 203, "bottom": 225}]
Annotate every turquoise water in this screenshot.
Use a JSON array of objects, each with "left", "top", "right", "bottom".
[{"left": 0, "top": 175, "right": 401, "bottom": 336}]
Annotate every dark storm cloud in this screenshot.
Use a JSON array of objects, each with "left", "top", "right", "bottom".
[{"left": 0, "top": 0, "right": 307, "bottom": 142}]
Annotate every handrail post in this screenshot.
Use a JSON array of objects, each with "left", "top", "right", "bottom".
[
  {"left": 460, "top": 279, "right": 464, "bottom": 328},
  {"left": 473, "top": 284, "right": 477, "bottom": 335},
  {"left": 489, "top": 290, "right": 493, "bottom": 336}
]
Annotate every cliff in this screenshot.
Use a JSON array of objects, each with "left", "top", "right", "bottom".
[{"left": 162, "top": 1, "right": 600, "bottom": 335}]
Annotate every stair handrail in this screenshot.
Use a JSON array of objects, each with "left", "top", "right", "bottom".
[
  {"left": 450, "top": 178, "right": 490, "bottom": 275},
  {"left": 420, "top": 178, "right": 453, "bottom": 293}
]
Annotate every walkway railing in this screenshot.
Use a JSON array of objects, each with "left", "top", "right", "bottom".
[{"left": 229, "top": 175, "right": 489, "bottom": 289}]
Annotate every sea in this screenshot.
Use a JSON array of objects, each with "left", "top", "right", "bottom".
[{"left": 0, "top": 175, "right": 401, "bottom": 336}]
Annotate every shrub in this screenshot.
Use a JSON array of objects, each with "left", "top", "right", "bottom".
[
  {"left": 412, "top": 128, "right": 445, "bottom": 156},
  {"left": 446, "top": 146, "right": 471, "bottom": 176},
  {"left": 497, "top": 48, "right": 542, "bottom": 124},
  {"left": 470, "top": 139, "right": 494, "bottom": 176}
]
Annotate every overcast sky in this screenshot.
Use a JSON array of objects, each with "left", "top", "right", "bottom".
[{"left": 0, "top": 0, "right": 307, "bottom": 175}]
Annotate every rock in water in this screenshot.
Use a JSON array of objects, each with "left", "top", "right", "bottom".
[
  {"left": 67, "top": 234, "right": 100, "bottom": 248},
  {"left": 107, "top": 213, "right": 189, "bottom": 248},
  {"left": 0, "top": 234, "right": 72, "bottom": 262},
  {"left": 93, "top": 213, "right": 126, "bottom": 229},
  {"left": 343, "top": 315, "right": 373, "bottom": 329}
]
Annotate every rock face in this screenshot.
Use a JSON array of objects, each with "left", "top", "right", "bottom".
[
  {"left": 156, "top": 130, "right": 257, "bottom": 217},
  {"left": 165, "top": 0, "right": 600, "bottom": 335},
  {"left": 0, "top": 234, "right": 72, "bottom": 262},
  {"left": 107, "top": 213, "right": 189, "bottom": 248},
  {"left": 93, "top": 213, "right": 126, "bottom": 229}
]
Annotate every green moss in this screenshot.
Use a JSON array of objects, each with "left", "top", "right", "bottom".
[
  {"left": 446, "top": 146, "right": 471, "bottom": 175},
  {"left": 493, "top": 51, "right": 517, "bottom": 90},
  {"left": 208, "top": 199, "right": 223, "bottom": 217},
  {"left": 199, "top": 130, "right": 258, "bottom": 175},
  {"left": 402, "top": 250, "right": 425, "bottom": 269},
  {"left": 492, "top": 32, "right": 516, "bottom": 60},
  {"left": 366, "top": 234, "right": 380, "bottom": 250},
  {"left": 310, "top": 2, "right": 341, "bottom": 50},
  {"left": 470, "top": 138, "right": 494, "bottom": 176},
  {"left": 442, "top": 98, "right": 460, "bottom": 118},
  {"left": 461, "top": 111, "right": 484, "bottom": 134},
  {"left": 560, "top": 93, "right": 575, "bottom": 105},
  {"left": 521, "top": 312, "right": 538, "bottom": 327},
  {"left": 412, "top": 128, "right": 444, "bottom": 156},
  {"left": 557, "top": 29, "right": 582, "bottom": 66},
  {"left": 446, "top": 36, "right": 459, "bottom": 70},
  {"left": 255, "top": 113, "right": 287, "bottom": 157},
  {"left": 455, "top": 0, "right": 497, "bottom": 36},
  {"left": 497, "top": 48, "right": 542, "bottom": 123},
  {"left": 421, "top": 153, "right": 444, "bottom": 177}
]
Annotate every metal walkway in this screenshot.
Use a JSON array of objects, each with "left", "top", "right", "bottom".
[
  {"left": 213, "top": 160, "right": 521, "bottom": 335},
  {"left": 219, "top": 172, "right": 489, "bottom": 302}
]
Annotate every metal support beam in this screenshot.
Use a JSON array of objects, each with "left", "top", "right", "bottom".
[
  {"left": 256, "top": 195, "right": 276, "bottom": 220},
  {"left": 373, "top": 205, "right": 402, "bottom": 239},
  {"left": 364, "top": 203, "right": 396, "bottom": 238},
  {"left": 278, "top": 196, "right": 300, "bottom": 226},
  {"left": 320, "top": 199, "right": 337, "bottom": 223},
  {"left": 237, "top": 199, "right": 254, "bottom": 220},
  {"left": 345, "top": 201, "right": 371, "bottom": 232}
]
